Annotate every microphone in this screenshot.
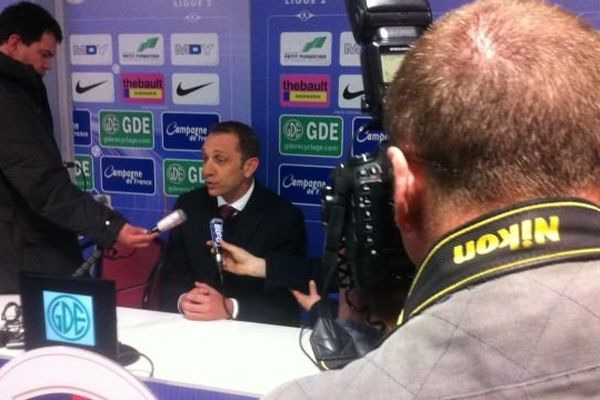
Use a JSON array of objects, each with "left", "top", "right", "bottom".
[
  {"left": 210, "top": 218, "right": 225, "bottom": 279},
  {"left": 73, "top": 211, "right": 187, "bottom": 278},
  {"left": 150, "top": 209, "right": 187, "bottom": 233}
]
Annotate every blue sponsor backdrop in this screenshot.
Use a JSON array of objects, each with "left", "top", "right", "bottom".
[
  {"left": 65, "top": 0, "right": 250, "bottom": 235},
  {"left": 250, "top": 0, "right": 600, "bottom": 257},
  {"left": 56, "top": 0, "right": 600, "bottom": 257}
]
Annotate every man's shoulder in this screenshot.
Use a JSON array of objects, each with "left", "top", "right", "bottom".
[
  {"left": 253, "top": 182, "right": 301, "bottom": 212},
  {"left": 176, "top": 187, "right": 212, "bottom": 206}
]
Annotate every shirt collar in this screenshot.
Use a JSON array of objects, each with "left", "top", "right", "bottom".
[{"left": 217, "top": 179, "right": 255, "bottom": 212}]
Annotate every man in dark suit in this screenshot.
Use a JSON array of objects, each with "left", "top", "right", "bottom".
[{"left": 159, "top": 121, "right": 307, "bottom": 326}]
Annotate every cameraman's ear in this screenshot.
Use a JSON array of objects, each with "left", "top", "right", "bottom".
[{"left": 387, "top": 146, "right": 418, "bottom": 232}]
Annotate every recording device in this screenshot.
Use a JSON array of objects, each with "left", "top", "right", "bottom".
[
  {"left": 310, "top": 0, "right": 431, "bottom": 371},
  {"left": 345, "top": 0, "right": 431, "bottom": 120},
  {"left": 321, "top": 0, "right": 431, "bottom": 292},
  {"left": 210, "top": 218, "right": 225, "bottom": 275},
  {"left": 150, "top": 209, "right": 187, "bottom": 233},
  {"left": 322, "top": 147, "right": 412, "bottom": 290},
  {"left": 73, "top": 210, "right": 187, "bottom": 277}
]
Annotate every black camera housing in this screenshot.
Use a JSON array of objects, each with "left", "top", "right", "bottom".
[
  {"left": 323, "top": 145, "right": 412, "bottom": 290},
  {"left": 321, "top": 1, "right": 431, "bottom": 291},
  {"left": 344, "top": 0, "right": 431, "bottom": 120}
]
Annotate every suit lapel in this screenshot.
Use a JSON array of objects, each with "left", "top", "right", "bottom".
[{"left": 230, "top": 184, "right": 267, "bottom": 243}]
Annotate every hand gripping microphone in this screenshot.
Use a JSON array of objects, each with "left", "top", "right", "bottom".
[
  {"left": 73, "top": 210, "right": 188, "bottom": 277},
  {"left": 210, "top": 218, "right": 225, "bottom": 282},
  {"left": 150, "top": 209, "right": 187, "bottom": 233}
]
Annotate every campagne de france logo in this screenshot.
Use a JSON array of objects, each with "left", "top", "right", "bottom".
[
  {"left": 280, "top": 114, "right": 343, "bottom": 157},
  {"left": 44, "top": 291, "right": 95, "bottom": 346},
  {"left": 279, "top": 164, "right": 330, "bottom": 207},
  {"left": 162, "top": 112, "right": 219, "bottom": 151},
  {"left": 73, "top": 109, "right": 91, "bottom": 146},
  {"left": 352, "top": 116, "right": 388, "bottom": 156},
  {"left": 100, "top": 157, "right": 155, "bottom": 195}
]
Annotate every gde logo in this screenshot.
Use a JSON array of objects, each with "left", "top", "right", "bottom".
[{"left": 43, "top": 291, "right": 95, "bottom": 346}]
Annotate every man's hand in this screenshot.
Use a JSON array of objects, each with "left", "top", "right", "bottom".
[
  {"left": 215, "top": 239, "right": 267, "bottom": 278},
  {"left": 116, "top": 223, "right": 158, "bottom": 247},
  {"left": 291, "top": 279, "right": 321, "bottom": 312},
  {"left": 180, "top": 282, "right": 233, "bottom": 320}
]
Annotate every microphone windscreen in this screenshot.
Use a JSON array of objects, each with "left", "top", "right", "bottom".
[
  {"left": 156, "top": 209, "right": 187, "bottom": 232},
  {"left": 210, "top": 218, "right": 224, "bottom": 247}
]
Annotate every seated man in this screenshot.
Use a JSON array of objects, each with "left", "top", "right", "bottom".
[
  {"left": 265, "top": 0, "right": 600, "bottom": 398},
  {"left": 159, "top": 121, "right": 307, "bottom": 327}
]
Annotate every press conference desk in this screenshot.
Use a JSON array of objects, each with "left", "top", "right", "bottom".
[{"left": 0, "top": 295, "right": 320, "bottom": 399}]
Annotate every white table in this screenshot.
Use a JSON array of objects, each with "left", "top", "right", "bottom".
[{"left": 0, "top": 295, "right": 320, "bottom": 399}]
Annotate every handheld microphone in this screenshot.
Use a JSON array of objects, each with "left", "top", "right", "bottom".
[
  {"left": 151, "top": 209, "right": 187, "bottom": 233},
  {"left": 210, "top": 218, "right": 225, "bottom": 286}
]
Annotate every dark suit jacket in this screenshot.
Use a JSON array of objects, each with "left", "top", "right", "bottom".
[
  {"left": 0, "top": 53, "right": 125, "bottom": 293},
  {"left": 159, "top": 182, "right": 307, "bottom": 326}
]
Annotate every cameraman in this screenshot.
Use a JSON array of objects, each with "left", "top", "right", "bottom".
[{"left": 264, "top": 0, "right": 600, "bottom": 398}]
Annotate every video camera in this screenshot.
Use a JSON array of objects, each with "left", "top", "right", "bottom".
[{"left": 320, "top": 0, "right": 431, "bottom": 292}]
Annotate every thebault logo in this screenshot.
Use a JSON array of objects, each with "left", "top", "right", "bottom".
[
  {"left": 280, "top": 74, "right": 330, "bottom": 108},
  {"left": 121, "top": 73, "right": 164, "bottom": 104}
]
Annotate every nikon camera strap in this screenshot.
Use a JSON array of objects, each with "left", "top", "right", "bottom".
[{"left": 399, "top": 198, "right": 600, "bottom": 325}]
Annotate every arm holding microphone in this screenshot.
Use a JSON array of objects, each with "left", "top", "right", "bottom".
[{"left": 73, "top": 210, "right": 186, "bottom": 278}]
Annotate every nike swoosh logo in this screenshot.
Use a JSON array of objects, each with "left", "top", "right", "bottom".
[
  {"left": 75, "top": 80, "right": 107, "bottom": 94},
  {"left": 342, "top": 85, "right": 365, "bottom": 100},
  {"left": 176, "top": 82, "right": 213, "bottom": 96}
]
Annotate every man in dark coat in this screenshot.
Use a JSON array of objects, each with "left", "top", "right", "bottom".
[
  {"left": 160, "top": 121, "right": 307, "bottom": 327},
  {"left": 0, "top": 2, "right": 156, "bottom": 293}
]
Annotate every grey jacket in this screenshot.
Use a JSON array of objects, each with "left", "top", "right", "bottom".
[{"left": 265, "top": 199, "right": 600, "bottom": 399}]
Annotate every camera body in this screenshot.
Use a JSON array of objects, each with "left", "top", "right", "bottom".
[
  {"left": 321, "top": 0, "right": 431, "bottom": 291},
  {"left": 323, "top": 145, "right": 411, "bottom": 290}
]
